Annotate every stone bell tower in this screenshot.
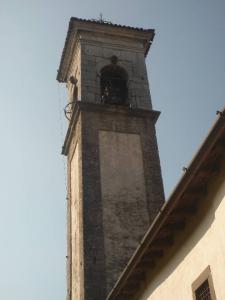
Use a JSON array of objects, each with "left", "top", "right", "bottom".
[{"left": 57, "top": 17, "right": 165, "bottom": 300}]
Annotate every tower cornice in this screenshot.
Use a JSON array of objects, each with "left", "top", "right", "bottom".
[
  {"left": 57, "top": 17, "right": 155, "bottom": 83},
  {"left": 62, "top": 102, "right": 160, "bottom": 156}
]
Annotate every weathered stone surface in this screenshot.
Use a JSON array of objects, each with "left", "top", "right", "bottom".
[
  {"left": 99, "top": 131, "right": 148, "bottom": 290},
  {"left": 59, "top": 18, "right": 164, "bottom": 300},
  {"left": 65, "top": 103, "right": 165, "bottom": 299},
  {"left": 65, "top": 30, "right": 153, "bottom": 109}
]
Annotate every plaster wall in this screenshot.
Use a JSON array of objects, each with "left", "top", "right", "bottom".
[
  {"left": 99, "top": 131, "right": 149, "bottom": 290},
  {"left": 135, "top": 164, "right": 225, "bottom": 300}
]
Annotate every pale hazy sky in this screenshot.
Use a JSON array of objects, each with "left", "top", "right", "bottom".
[{"left": 0, "top": 1, "right": 225, "bottom": 299}]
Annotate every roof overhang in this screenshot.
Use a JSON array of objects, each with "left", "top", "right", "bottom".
[{"left": 107, "top": 107, "right": 225, "bottom": 299}]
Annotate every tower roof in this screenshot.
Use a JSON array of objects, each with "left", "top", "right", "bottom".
[
  {"left": 69, "top": 16, "right": 154, "bottom": 33},
  {"left": 57, "top": 17, "right": 155, "bottom": 82}
]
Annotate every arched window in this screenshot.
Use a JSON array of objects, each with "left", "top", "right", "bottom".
[{"left": 100, "top": 64, "right": 128, "bottom": 105}]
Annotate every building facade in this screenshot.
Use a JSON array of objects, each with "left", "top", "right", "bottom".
[{"left": 57, "top": 17, "right": 165, "bottom": 300}]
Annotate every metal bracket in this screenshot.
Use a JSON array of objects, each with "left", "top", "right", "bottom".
[{"left": 64, "top": 101, "right": 76, "bottom": 121}]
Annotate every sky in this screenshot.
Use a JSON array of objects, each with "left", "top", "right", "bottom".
[{"left": 0, "top": 0, "right": 225, "bottom": 299}]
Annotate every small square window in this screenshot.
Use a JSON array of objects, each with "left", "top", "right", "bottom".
[
  {"left": 195, "top": 279, "right": 211, "bottom": 300},
  {"left": 192, "top": 266, "right": 217, "bottom": 300}
]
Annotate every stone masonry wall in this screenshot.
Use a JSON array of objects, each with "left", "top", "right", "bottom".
[
  {"left": 67, "top": 31, "right": 152, "bottom": 110},
  {"left": 77, "top": 104, "right": 165, "bottom": 299}
]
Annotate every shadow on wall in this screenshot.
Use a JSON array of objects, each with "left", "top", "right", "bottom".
[{"left": 137, "top": 159, "right": 225, "bottom": 298}]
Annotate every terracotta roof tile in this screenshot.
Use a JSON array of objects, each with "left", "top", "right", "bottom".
[{"left": 70, "top": 16, "right": 154, "bottom": 32}]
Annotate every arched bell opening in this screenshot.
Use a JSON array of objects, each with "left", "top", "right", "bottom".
[{"left": 100, "top": 64, "right": 128, "bottom": 106}]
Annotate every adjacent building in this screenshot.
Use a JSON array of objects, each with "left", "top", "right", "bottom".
[{"left": 107, "top": 108, "right": 225, "bottom": 300}]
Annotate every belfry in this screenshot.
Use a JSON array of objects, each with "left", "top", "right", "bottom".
[{"left": 57, "top": 17, "right": 165, "bottom": 300}]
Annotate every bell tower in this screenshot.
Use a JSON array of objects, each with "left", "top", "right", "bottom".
[{"left": 57, "top": 17, "right": 165, "bottom": 300}]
